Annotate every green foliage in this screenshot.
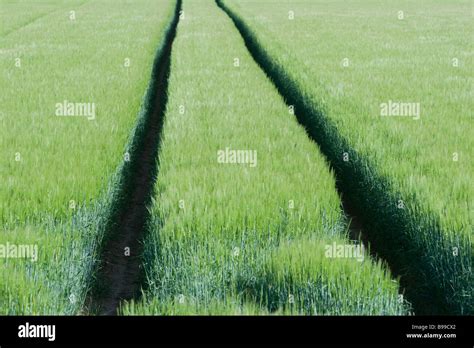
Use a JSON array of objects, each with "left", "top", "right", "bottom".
[
  {"left": 124, "top": 0, "right": 408, "bottom": 316},
  {"left": 221, "top": 0, "right": 473, "bottom": 314},
  {"left": 0, "top": 0, "right": 175, "bottom": 314}
]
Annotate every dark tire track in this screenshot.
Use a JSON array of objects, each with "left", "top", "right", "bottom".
[
  {"left": 88, "top": 0, "right": 181, "bottom": 316},
  {"left": 216, "top": 0, "right": 472, "bottom": 315}
]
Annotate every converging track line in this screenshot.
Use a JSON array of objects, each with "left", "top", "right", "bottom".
[
  {"left": 88, "top": 0, "right": 182, "bottom": 316},
  {"left": 215, "top": 0, "right": 460, "bottom": 314}
]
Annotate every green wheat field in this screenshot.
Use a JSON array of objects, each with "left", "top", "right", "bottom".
[{"left": 0, "top": 0, "right": 472, "bottom": 316}]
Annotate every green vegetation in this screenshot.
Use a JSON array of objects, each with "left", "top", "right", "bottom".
[
  {"left": 123, "top": 0, "right": 408, "bottom": 315},
  {"left": 0, "top": 0, "right": 175, "bottom": 314},
  {"left": 2, "top": 0, "right": 470, "bottom": 316},
  {"left": 220, "top": 0, "right": 473, "bottom": 314},
  {"left": 0, "top": 0, "right": 84, "bottom": 37}
]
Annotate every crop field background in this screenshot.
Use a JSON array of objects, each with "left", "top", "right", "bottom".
[
  {"left": 0, "top": 0, "right": 175, "bottom": 314},
  {"left": 219, "top": 0, "right": 473, "bottom": 314},
  {"left": 0, "top": 0, "right": 472, "bottom": 320},
  {"left": 122, "top": 0, "right": 407, "bottom": 315}
]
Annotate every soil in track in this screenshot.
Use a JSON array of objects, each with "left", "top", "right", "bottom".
[{"left": 88, "top": 2, "right": 181, "bottom": 316}]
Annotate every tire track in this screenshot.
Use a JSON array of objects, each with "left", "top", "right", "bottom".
[
  {"left": 216, "top": 0, "right": 471, "bottom": 315},
  {"left": 88, "top": 0, "right": 181, "bottom": 316}
]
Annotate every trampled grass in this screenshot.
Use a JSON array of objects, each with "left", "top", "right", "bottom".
[
  {"left": 0, "top": 0, "right": 175, "bottom": 314},
  {"left": 123, "top": 0, "right": 409, "bottom": 315},
  {"left": 221, "top": 0, "right": 473, "bottom": 314}
]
